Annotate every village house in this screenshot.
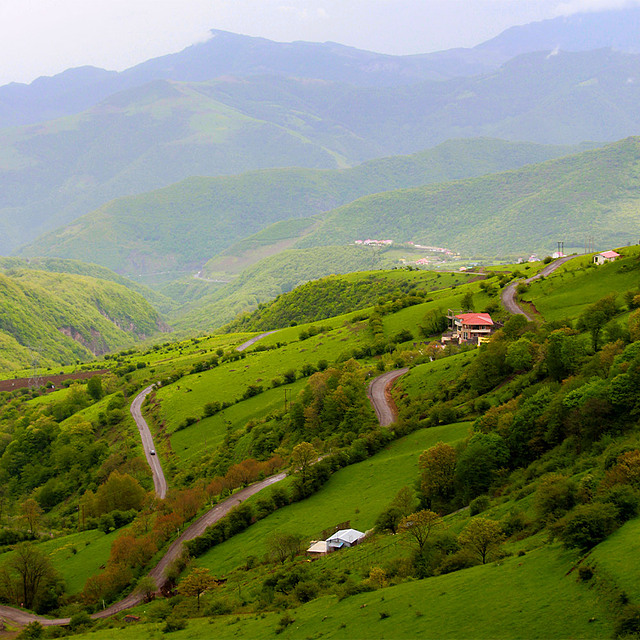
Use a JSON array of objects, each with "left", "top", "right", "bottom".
[
  {"left": 593, "top": 250, "right": 621, "bottom": 265},
  {"left": 442, "top": 311, "right": 496, "bottom": 346}
]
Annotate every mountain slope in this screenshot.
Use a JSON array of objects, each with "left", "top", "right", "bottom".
[
  {"left": 19, "top": 138, "right": 590, "bottom": 277},
  {"left": 296, "top": 136, "right": 640, "bottom": 256},
  {"left": 0, "top": 269, "right": 168, "bottom": 370}
]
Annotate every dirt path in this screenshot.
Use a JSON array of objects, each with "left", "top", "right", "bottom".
[
  {"left": 367, "top": 368, "right": 409, "bottom": 426},
  {"left": 236, "top": 330, "right": 279, "bottom": 352},
  {"left": 130, "top": 385, "right": 167, "bottom": 500},
  {"left": 501, "top": 255, "right": 577, "bottom": 320}
]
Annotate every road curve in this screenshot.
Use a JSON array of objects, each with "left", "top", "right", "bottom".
[
  {"left": 236, "top": 330, "right": 279, "bottom": 352},
  {"left": 367, "top": 368, "right": 409, "bottom": 426},
  {"left": 501, "top": 255, "right": 577, "bottom": 320},
  {"left": 130, "top": 385, "right": 167, "bottom": 500},
  {"left": 0, "top": 471, "right": 288, "bottom": 626}
]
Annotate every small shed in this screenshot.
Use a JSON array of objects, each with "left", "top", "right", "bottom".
[
  {"left": 326, "top": 528, "right": 365, "bottom": 550},
  {"left": 594, "top": 250, "right": 620, "bottom": 265},
  {"left": 307, "top": 540, "right": 328, "bottom": 556}
]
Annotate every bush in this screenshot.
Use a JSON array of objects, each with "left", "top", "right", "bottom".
[
  {"left": 553, "top": 502, "right": 618, "bottom": 550},
  {"left": 469, "top": 495, "right": 490, "bottom": 516},
  {"left": 163, "top": 612, "right": 188, "bottom": 633},
  {"left": 614, "top": 605, "right": 640, "bottom": 638},
  {"left": 598, "top": 485, "right": 640, "bottom": 524}
]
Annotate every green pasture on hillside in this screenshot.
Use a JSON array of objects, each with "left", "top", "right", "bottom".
[
  {"left": 156, "top": 324, "right": 371, "bottom": 433},
  {"left": 523, "top": 249, "right": 640, "bottom": 321},
  {"left": 399, "top": 350, "right": 479, "bottom": 398},
  {"left": 73, "top": 543, "right": 613, "bottom": 640},
  {"left": 195, "top": 422, "right": 471, "bottom": 574}
]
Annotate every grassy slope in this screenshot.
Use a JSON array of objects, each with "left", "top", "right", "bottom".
[
  {"left": 74, "top": 541, "right": 614, "bottom": 640},
  {"left": 522, "top": 246, "right": 640, "bottom": 321},
  {"left": 20, "top": 138, "right": 583, "bottom": 278},
  {"left": 195, "top": 422, "right": 471, "bottom": 574},
  {"left": 296, "top": 137, "right": 640, "bottom": 258}
]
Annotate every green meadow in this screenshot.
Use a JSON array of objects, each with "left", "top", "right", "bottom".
[{"left": 194, "top": 422, "right": 471, "bottom": 575}]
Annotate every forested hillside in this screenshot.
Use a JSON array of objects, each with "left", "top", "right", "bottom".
[
  {"left": 0, "top": 269, "right": 167, "bottom": 370},
  {"left": 19, "top": 138, "right": 585, "bottom": 278},
  {"left": 296, "top": 137, "right": 640, "bottom": 257}
]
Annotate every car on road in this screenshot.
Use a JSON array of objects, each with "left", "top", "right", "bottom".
[{"left": 150, "top": 449, "right": 156, "bottom": 455}]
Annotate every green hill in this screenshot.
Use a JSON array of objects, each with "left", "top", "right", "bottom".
[
  {"left": 296, "top": 136, "right": 640, "bottom": 257},
  {"left": 19, "top": 138, "right": 583, "bottom": 279},
  {"left": 0, "top": 269, "right": 168, "bottom": 370}
]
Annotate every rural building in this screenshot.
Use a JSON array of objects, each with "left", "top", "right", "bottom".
[
  {"left": 594, "top": 250, "right": 621, "bottom": 265},
  {"left": 326, "top": 528, "right": 365, "bottom": 550},
  {"left": 306, "top": 540, "right": 328, "bottom": 556},
  {"left": 442, "top": 311, "right": 496, "bottom": 346}
]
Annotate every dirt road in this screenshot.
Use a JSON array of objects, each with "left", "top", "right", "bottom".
[
  {"left": 367, "top": 368, "right": 409, "bottom": 426},
  {"left": 130, "top": 385, "right": 167, "bottom": 500},
  {"left": 501, "top": 255, "right": 576, "bottom": 320},
  {"left": 236, "top": 330, "right": 279, "bottom": 352}
]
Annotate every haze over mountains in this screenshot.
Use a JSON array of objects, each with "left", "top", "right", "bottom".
[{"left": 3, "top": 6, "right": 640, "bottom": 336}]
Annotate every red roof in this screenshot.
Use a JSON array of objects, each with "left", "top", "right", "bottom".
[
  {"left": 456, "top": 313, "right": 494, "bottom": 326},
  {"left": 599, "top": 250, "right": 620, "bottom": 259}
]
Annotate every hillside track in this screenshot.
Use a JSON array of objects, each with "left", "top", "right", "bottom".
[
  {"left": 130, "top": 385, "right": 167, "bottom": 500},
  {"left": 236, "top": 330, "right": 279, "bottom": 352},
  {"left": 501, "top": 255, "right": 577, "bottom": 320},
  {"left": 368, "top": 368, "right": 409, "bottom": 426}
]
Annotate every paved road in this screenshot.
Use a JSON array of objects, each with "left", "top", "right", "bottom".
[
  {"left": 367, "top": 368, "right": 409, "bottom": 426},
  {"left": 501, "top": 255, "right": 577, "bottom": 320},
  {"left": 130, "top": 385, "right": 167, "bottom": 500},
  {"left": 236, "top": 330, "right": 279, "bottom": 352}
]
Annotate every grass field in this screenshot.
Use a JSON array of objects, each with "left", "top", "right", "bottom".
[
  {"left": 72, "top": 542, "right": 613, "bottom": 640},
  {"left": 194, "top": 422, "right": 471, "bottom": 574},
  {"left": 523, "top": 249, "right": 640, "bottom": 322},
  {"left": 399, "top": 350, "right": 478, "bottom": 399}
]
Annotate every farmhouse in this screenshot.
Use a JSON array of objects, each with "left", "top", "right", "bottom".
[
  {"left": 593, "top": 250, "right": 620, "bottom": 265},
  {"left": 442, "top": 311, "right": 496, "bottom": 346},
  {"left": 326, "top": 528, "right": 365, "bottom": 550}
]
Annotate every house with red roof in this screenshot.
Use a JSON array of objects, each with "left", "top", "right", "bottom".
[
  {"left": 593, "top": 250, "right": 620, "bottom": 265},
  {"left": 442, "top": 311, "right": 496, "bottom": 345}
]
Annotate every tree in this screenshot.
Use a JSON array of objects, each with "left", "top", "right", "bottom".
[
  {"left": 420, "top": 442, "right": 457, "bottom": 509},
  {"left": 178, "top": 567, "right": 218, "bottom": 610},
  {"left": 266, "top": 531, "right": 306, "bottom": 564},
  {"left": 94, "top": 471, "right": 146, "bottom": 515},
  {"left": 86, "top": 376, "right": 104, "bottom": 401},
  {"left": 460, "top": 291, "right": 474, "bottom": 312},
  {"left": 5, "top": 543, "right": 58, "bottom": 610},
  {"left": 291, "top": 442, "right": 316, "bottom": 483},
  {"left": 20, "top": 498, "right": 42, "bottom": 534},
  {"left": 577, "top": 294, "right": 619, "bottom": 351},
  {"left": 136, "top": 575, "right": 157, "bottom": 603},
  {"left": 458, "top": 517, "right": 505, "bottom": 564},
  {"left": 398, "top": 509, "right": 442, "bottom": 553}
]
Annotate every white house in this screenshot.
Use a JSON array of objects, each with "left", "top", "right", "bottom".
[
  {"left": 325, "top": 528, "right": 365, "bottom": 550},
  {"left": 594, "top": 250, "right": 620, "bottom": 265}
]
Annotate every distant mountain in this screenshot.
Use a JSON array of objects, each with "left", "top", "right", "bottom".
[
  {"left": 476, "top": 6, "right": 640, "bottom": 59},
  {"left": 295, "top": 137, "right": 640, "bottom": 257},
  {"left": 0, "top": 268, "right": 168, "bottom": 371},
  {"left": 20, "top": 139, "right": 589, "bottom": 277},
  {"left": 3, "top": 6, "right": 640, "bottom": 130},
  {"left": 5, "top": 48, "right": 640, "bottom": 255}
]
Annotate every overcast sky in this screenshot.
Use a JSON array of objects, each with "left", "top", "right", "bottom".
[{"left": 1, "top": 0, "right": 638, "bottom": 86}]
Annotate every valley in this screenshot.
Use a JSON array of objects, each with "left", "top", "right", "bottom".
[{"left": 2, "top": 7, "right": 640, "bottom": 639}]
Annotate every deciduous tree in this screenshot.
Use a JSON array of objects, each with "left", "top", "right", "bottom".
[
  {"left": 291, "top": 442, "right": 316, "bottom": 483},
  {"left": 178, "top": 567, "right": 217, "bottom": 610},
  {"left": 458, "top": 517, "right": 505, "bottom": 564},
  {"left": 399, "top": 509, "right": 442, "bottom": 553}
]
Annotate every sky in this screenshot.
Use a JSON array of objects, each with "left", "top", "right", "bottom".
[{"left": 1, "top": 0, "right": 639, "bottom": 86}]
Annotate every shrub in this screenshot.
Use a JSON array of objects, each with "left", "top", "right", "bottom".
[
  {"left": 553, "top": 502, "right": 618, "bottom": 550},
  {"left": 469, "top": 495, "right": 490, "bottom": 516},
  {"left": 163, "top": 613, "right": 188, "bottom": 633},
  {"left": 534, "top": 473, "right": 576, "bottom": 523},
  {"left": 598, "top": 485, "right": 640, "bottom": 524},
  {"left": 615, "top": 605, "right": 640, "bottom": 638}
]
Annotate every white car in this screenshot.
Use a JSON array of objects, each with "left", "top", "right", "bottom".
[{"left": 150, "top": 449, "right": 156, "bottom": 455}]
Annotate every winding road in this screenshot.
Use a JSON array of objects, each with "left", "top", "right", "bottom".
[
  {"left": 367, "top": 368, "right": 409, "bottom": 426},
  {"left": 0, "top": 331, "right": 405, "bottom": 628},
  {"left": 130, "top": 385, "right": 167, "bottom": 500},
  {"left": 501, "top": 255, "right": 576, "bottom": 320}
]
